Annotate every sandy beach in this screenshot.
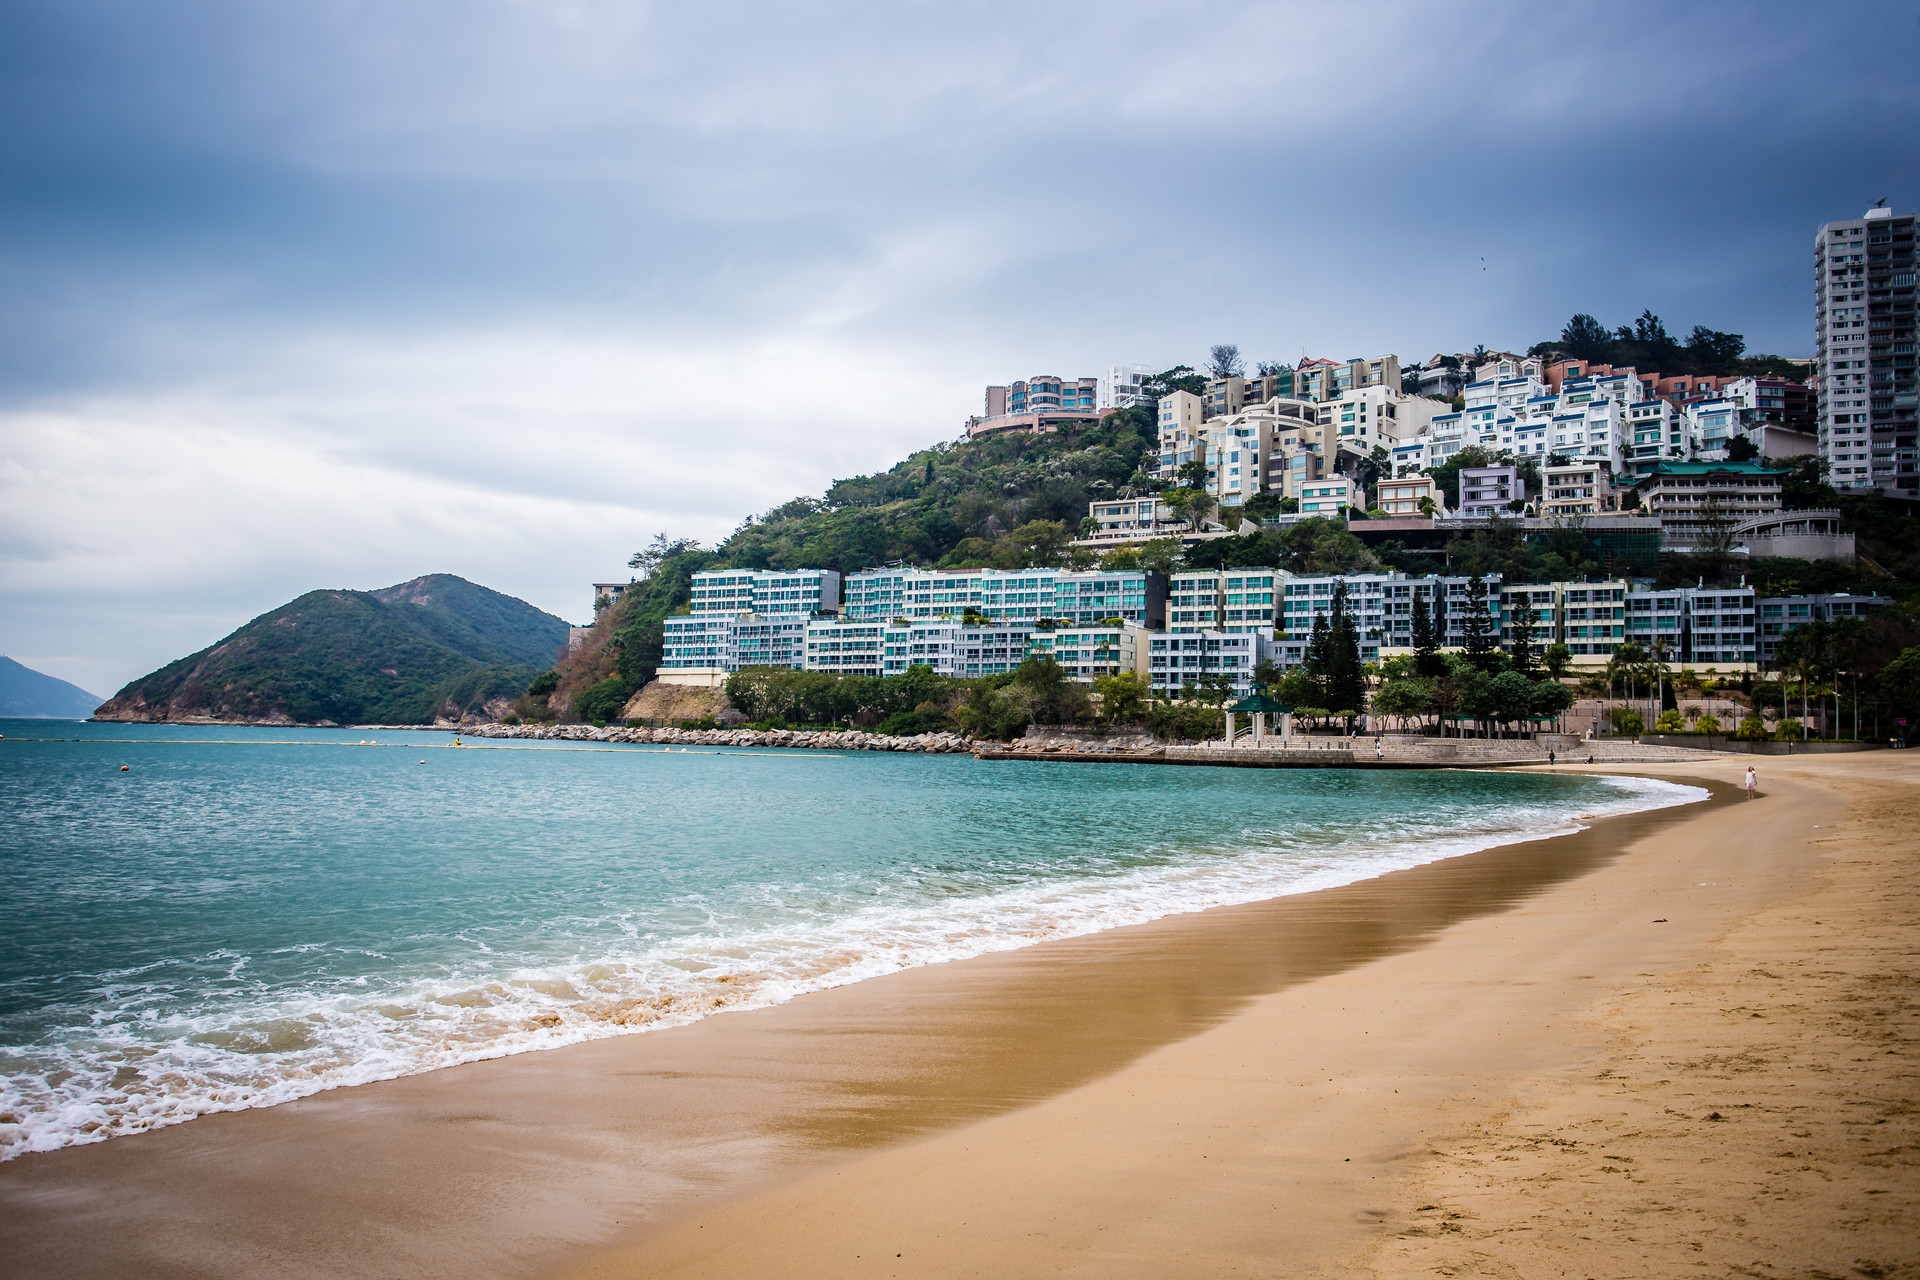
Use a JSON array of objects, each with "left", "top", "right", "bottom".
[{"left": 2, "top": 752, "right": 1914, "bottom": 1279}]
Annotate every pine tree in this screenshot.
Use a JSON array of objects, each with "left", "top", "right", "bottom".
[
  {"left": 1411, "top": 589, "right": 1445, "bottom": 678},
  {"left": 1305, "top": 610, "right": 1331, "bottom": 677},
  {"left": 1507, "top": 588, "right": 1538, "bottom": 675},
  {"left": 1462, "top": 574, "right": 1499, "bottom": 671},
  {"left": 1326, "top": 582, "right": 1365, "bottom": 719}
]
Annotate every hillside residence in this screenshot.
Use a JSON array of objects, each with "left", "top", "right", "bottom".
[
  {"left": 1457, "top": 465, "right": 1526, "bottom": 518},
  {"left": 1632, "top": 461, "right": 1785, "bottom": 548},
  {"left": 1153, "top": 390, "right": 1206, "bottom": 479},
  {"left": 1815, "top": 204, "right": 1917, "bottom": 494},
  {"left": 1292, "top": 355, "right": 1401, "bottom": 402},
  {"left": 1377, "top": 475, "right": 1441, "bottom": 516},
  {"left": 1028, "top": 624, "right": 1151, "bottom": 681},
  {"left": 1085, "top": 496, "right": 1187, "bottom": 542},
  {"left": 1165, "top": 571, "right": 1279, "bottom": 634},
  {"left": 658, "top": 613, "right": 813, "bottom": 685},
  {"left": 1540, "top": 461, "right": 1622, "bottom": 516},
  {"left": 1274, "top": 572, "right": 1499, "bottom": 668},
  {"left": 802, "top": 618, "right": 1035, "bottom": 679},
  {"left": 1297, "top": 477, "right": 1358, "bottom": 515},
  {"left": 1099, "top": 363, "right": 1154, "bottom": 410},
  {"left": 593, "top": 582, "right": 630, "bottom": 612},
  {"left": 840, "top": 567, "right": 1166, "bottom": 629},
  {"left": 967, "top": 374, "right": 1100, "bottom": 439},
  {"left": 1147, "top": 631, "right": 1273, "bottom": 698},
  {"left": 1203, "top": 371, "right": 1296, "bottom": 420},
  {"left": 1757, "top": 592, "right": 1892, "bottom": 663},
  {"left": 687, "top": 569, "right": 842, "bottom": 618}
]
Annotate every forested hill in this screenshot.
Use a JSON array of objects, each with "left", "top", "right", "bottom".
[
  {"left": 96, "top": 574, "right": 569, "bottom": 724},
  {"left": 552, "top": 407, "right": 1390, "bottom": 721}
]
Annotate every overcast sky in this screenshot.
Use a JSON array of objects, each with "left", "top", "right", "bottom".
[{"left": 3, "top": 0, "right": 1916, "bottom": 697}]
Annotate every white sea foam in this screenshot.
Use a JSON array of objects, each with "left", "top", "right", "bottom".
[{"left": 0, "top": 773, "right": 1703, "bottom": 1158}]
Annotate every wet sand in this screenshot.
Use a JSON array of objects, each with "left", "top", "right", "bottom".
[{"left": 3, "top": 755, "right": 1911, "bottom": 1278}]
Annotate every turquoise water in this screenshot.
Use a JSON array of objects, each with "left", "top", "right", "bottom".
[{"left": 0, "top": 718, "right": 1701, "bottom": 1157}]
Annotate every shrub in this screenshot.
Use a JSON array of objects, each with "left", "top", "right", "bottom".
[
  {"left": 1773, "top": 718, "right": 1806, "bottom": 742},
  {"left": 877, "top": 709, "right": 947, "bottom": 736},
  {"left": 1608, "top": 707, "right": 1645, "bottom": 735},
  {"left": 526, "top": 669, "right": 561, "bottom": 697},
  {"left": 1654, "top": 709, "right": 1686, "bottom": 733},
  {"left": 1694, "top": 714, "right": 1722, "bottom": 735},
  {"left": 574, "top": 676, "right": 634, "bottom": 724},
  {"left": 1734, "top": 715, "right": 1770, "bottom": 740}
]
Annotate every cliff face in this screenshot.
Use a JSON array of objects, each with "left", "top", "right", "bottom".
[{"left": 94, "top": 575, "right": 569, "bottom": 725}]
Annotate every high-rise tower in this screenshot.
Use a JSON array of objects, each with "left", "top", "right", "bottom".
[{"left": 1815, "top": 204, "right": 1917, "bottom": 493}]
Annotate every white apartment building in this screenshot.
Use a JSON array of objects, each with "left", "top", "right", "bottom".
[
  {"left": 1165, "top": 570, "right": 1279, "bottom": 634},
  {"left": 1624, "top": 398, "right": 1685, "bottom": 476},
  {"left": 1298, "top": 477, "right": 1358, "bottom": 515},
  {"left": 659, "top": 613, "right": 814, "bottom": 682},
  {"left": 839, "top": 567, "right": 1166, "bottom": 629},
  {"left": 1312, "top": 385, "right": 1441, "bottom": 451},
  {"left": 1815, "top": 205, "right": 1917, "bottom": 494},
  {"left": 1186, "top": 396, "right": 1329, "bottom": 506},
  {"left": 1084, "top": 496, "right": 1186, "bottom": 542},
  {"left": 1541, "top": 461, "right": 1622, "bottom": 517},
  {"left": 686, "top": 568, "right": 843, "bottom": 618},
  {"left": 1146, "top": 631, "right": 1273, "bottom": 698},
  {"left": 1457, "top": 465, "right": 1526, "bottom": 518},
  {"left": 1099, "top": 363, "right": 1154, "bottom": 410},
  {"left": 803, "top": 618, "right": 1036, "bottom": 679},
  {"left": 1028, "top": 623, "right": 1151, "bottom": 681},
  {"left": 1274, "top": 572, "right": 1498, "bottom": 667}
]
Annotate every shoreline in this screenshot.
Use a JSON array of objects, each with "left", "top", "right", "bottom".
[
  {"left": 563, "top": 753, "right": 1919, "bottom": 1280},
  {"left": 0, "top": 769, "right": 1715, "bottom": 1278}
]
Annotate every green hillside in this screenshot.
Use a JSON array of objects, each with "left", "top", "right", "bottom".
[{"left": 97, "top": 574, "right": 568, "bottom": 725}]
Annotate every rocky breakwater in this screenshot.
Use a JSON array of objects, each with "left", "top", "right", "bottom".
[{"left": 463, "top": 722, "right": 980, "bottom": 753}]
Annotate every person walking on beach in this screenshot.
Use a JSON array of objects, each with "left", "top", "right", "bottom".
[{"left": 1746, "top": 765, "right": 1758, "bottom": 799}]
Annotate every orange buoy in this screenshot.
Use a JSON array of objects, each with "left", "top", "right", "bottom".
[{"left": 120, "top": 765, "right": 129, "bottom": 771}]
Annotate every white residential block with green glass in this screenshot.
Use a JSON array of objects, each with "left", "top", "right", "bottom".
[
  {"left": 1146, "top": 631, "right": 1273, "bottom": 697},
  {"left": 803, "top": 617, "right": 1035, "bottom": 678},
  {"left": 1027, "top": 624, "right": 1150, "bottom": 681},
  {"left": 1166, "top": 570, "right": 1278, "bottom": 634},
  {"left": 840, "top": 567, "right": 1166, "bottom": 628}
]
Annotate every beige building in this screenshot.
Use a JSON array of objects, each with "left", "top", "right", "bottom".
[
  {"left": 1294, "top": 355, "right": 1401, "bottom": 402},
  {"left": 1542, "top": 461, "right": 1623, "bottom": 517},
  {"left": 1153, "top": 390, "right": 1206, "bottom": 480},
  {"left": 1377, "top": 475, "right": 1441, "bottom": 516},
  {"left": 1085, "top": 496, "right": 1186, "bottom": 542}
]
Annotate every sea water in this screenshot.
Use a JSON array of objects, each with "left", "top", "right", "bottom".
[{"left": 0, "top": 718, "right": 1702, "bottom": 1158}]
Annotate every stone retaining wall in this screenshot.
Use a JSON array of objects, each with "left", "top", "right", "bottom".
[{"left": 464, "top": 723, "right": 977, "bottom": 753}]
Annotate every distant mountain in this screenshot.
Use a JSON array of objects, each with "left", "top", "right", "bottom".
[
  {"left": 94, "top": 574, "right": 569, "bottom": 725},
  {"left": 0, "top": 656, "right": 104, "bottom": 719}
]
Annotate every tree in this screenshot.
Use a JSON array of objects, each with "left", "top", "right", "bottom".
[
  {"left": 1507, "top": 590, "right": 1539, "bottom": 675},
  {"left": 995, "top": 520, "right": 1071, "bottom": 569},
  {"left": 1324, "top": 582, "right": 1366, "bottom": 721},
  {"left": 1696, "top": 495, "right": 1737, "bottom": 575},
  {"left": 1411, "top": 590, "right": 1445, "bottom": 678},
  {"left": 1558, "top": 313, "right": 1612, "bottom": 360},
  {"left": 1371, "top": 679, "right": 1432, "bottom": 731},
  {"left": 1093, "top": 670, "right": 1150, "bottom": 725},
  {"left": 1208, "top": 344, "right": 1245, "bottom": 379},
  {"left": 1725, "top": 435, "right": 1759, "bottom": 463},
  {"left": 1141, "top": 365, "right": 1208, "bottom": 400},
  {"left": 1135, "top": 538, "right": 1181, "bottom": 576},
  {"left": 1256, "top": 360, "right": 1292, "bottom": 377},
  {"left": 1541, "top": 643, "right": 1572, "bottom": 679},
  {"left": 1461, "top": 575, "right": 1499, "bottom": 671},
  {"left": 1685, "top": 325, "right": 1746, "bottom": 375}
]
